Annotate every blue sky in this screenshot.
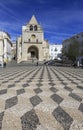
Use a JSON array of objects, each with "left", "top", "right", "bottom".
[{"left": 0, "top": 0, "right": 83, "bottom": 44}]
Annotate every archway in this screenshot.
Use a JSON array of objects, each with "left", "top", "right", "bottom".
[{"left": 28, "top": 46, "right": 39, "bottom": 59}]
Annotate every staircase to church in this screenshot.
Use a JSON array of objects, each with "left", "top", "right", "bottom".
[{"left": 20, "top": 59, "right": 44, "bottom": 66}]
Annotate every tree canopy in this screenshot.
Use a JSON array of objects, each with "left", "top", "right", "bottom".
[{"left": 62, "top": 38, "right": 80, "bottom": 61}]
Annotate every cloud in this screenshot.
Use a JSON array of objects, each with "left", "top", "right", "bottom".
[
  {"left": 0, "top": 0, "right": 23, "bottom": 6},
  {"left": 45, "top": 31, "right": 72, "bottom": 44},
  {"left": 0, "top": 21, "right": 22, "bottom": 40},
  {"left": 35, "top": 0, "right": 49, "bottom": 4},
  {"left": 0, "top": 2, "right": 21, "bottom": 23},
  {"left": 0, "top": 0, "right": 83, "bottom": 44},
  {"left": 40, "top": 6, "right": 83, "bottom": 26},
  {"left": 45, "top": 31, "right": 71, "bottom": 37}
]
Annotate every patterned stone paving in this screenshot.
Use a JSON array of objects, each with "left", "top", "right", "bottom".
[{"left": 0, "top": 65, "right": 83, "bottom": 130}]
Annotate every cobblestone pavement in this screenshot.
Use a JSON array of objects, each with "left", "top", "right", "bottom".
[{"left": 0, "top": 65, "right": 83, "bottom": 130}]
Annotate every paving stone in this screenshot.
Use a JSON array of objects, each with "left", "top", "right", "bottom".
[
  {"left": 0, "top": 112, "right": 4, "bottom": 130},
  {"left": 5, "top": 96, "right": 18, "bottom": 109},
  {"left": 49, "top": 82, "right": 55, "bottom": 86},
  {"left": 51, "top": 93, "right": 63, "bottom": 104},
  {"left": 77, "top": 85, "right": 83, "bottom": 90},
  {"left": 64, "top": 86, "right": 73, "bottom": 92},
  {"left": 30, "top": 95, "right": 42, "bottom": 107},
  {"left": 22, "top": 83, "right": 29, "bottom": 88},
  {"left": 78, "top": 103, "right": 83, "bottom": 113},
  {"left": 38, "top": 79, "right": 43, "bottom": 82},
  {"left": 27, "top": 80, "right": 32, "bottom": 83},
  {"left": 15, "top": 80, "right": 20, "bottom": 83},
  {"left": 52, "top": 106, "right": 73, "bottom": 130},
  {"left": 50, "top": 87, "right": 58, "bottom": 93},
  {"left": 9, "top": 78, "right": 15, "bottom": 80},
  {"left": 2, "top": 81, "right": 8, "bottom": 83},
  {"left": 34, "top": 88, "right": 42, "bottom": 94},
  {"left": 17, "top": 89, "right": 25, "bottom": 95},
  {"left": 69, "top": 93, "right": 82, "bottom": 102},
  {"left": 0, "top": 89, "right": 7, "bottom": 95},
  {"left": 8, "top": 84, "right": 15, "bottom": 88},
  {"left": 36, "top": 83, "right": 43, "bottom": 87},
  {"left": 21, "top": 109, "right": 40, "bottom": 130}
]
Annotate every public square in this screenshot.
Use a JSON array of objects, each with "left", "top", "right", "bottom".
[{"left": 0, "top": 64, "right": 83, "bottom": 130}]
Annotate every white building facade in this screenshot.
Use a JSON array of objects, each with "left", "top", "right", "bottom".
[
  {"left": 49, "top": 44, "right": 62, "bottom": 60},
  {"left": 0, "top": 31, "right": 12, "bottom": 65},
  {"left": 11, "top": 43, "right": 16, "bottom": 60}
]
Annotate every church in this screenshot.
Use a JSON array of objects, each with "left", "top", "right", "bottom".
[{"left": 17, "top": 15, "right": 49, "bottom": 63}]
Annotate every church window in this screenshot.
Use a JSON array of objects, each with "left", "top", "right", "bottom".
[
  {"left": 28, "top": 39, "right": 30, "bottom": 42},
  {"left": 55, "top": 48, "right": 58, "bottom": 51},
  {"left": 30, "top": 25, "right": 33, "bottom": 31},
  {"left": 34, "top": 25, "right": 37, "bottom": 31},
  {"left": 31, "top": 34, "right": 36, "bottom": 39},
  {"left": 36, "top": 39, "right": 38, "bottom": 42}
]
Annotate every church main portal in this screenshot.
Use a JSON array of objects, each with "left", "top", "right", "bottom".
[{"left": 28, "top": 46, "right": 39, "bottom": 60}]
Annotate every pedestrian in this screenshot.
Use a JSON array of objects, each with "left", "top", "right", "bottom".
[
  {"left": 4, "top": 62, "right": 6, "bottom": 68},
  {"left": 77, "top": 60, "right": 80, "bottom": 67},
  {"left": 36, "top": 61, "right": 38, "bottom": 66},
  {"left": 32, "top": 59, "right": 34, "bottom": 63}
]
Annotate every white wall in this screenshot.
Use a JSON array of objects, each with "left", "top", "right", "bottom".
[
  {"left": 0, "top": 31, "right": 12, "bottom": 63},
  {"left": 49, "top": 44, "right": 62, "bottom": 60}
]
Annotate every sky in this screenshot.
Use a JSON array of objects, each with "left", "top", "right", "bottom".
[{"left": 0, "top": 0, "right": 83, "bottom": 44}]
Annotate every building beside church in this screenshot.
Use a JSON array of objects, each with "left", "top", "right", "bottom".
[
  {"left": 49, "top": 44, "right": 62, "bottom": 60},
  {"left": 0, "top": 31, "right": 12, "bottom": 66},
  {"left": 11, "top": 42, "right": 16, "bottom": 60},
  {"left": 17, "top": 15, "right": 49, "bottom": 63},
  {"left": 62, "top": 32, "right": 83, "bottom": 66}
]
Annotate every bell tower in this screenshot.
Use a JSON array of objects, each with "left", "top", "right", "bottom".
[{"left": 22, "top": 15, "right": 44, "bottom": 44}]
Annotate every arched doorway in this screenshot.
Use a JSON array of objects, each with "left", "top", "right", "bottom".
[{"left": 28, "top": 46, "right": 39, "bottom": 59}]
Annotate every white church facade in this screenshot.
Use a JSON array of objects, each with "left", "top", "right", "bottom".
[{"left": 17, "top": 15, "right": 49, "bottom": 63}]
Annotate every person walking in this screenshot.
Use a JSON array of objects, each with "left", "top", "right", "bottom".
[
  {"left": 36, "top": 61, "right": 38, "bottom": 66},
  {"left": 4, "top": 62, "right": 6, "bottom": 68}
]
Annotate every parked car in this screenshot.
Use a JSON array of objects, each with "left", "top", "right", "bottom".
[{"left": 44, "top": 60, "right": 57, "bottom": 65}]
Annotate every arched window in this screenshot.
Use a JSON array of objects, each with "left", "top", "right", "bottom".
[
  {"left": 34, "top": 25, "right": 37, "bottom": 31},
  {"left": 31, "top": 34, "right": 36, "bottom": 39},
  {"left": 30, "top": 25, "right": 33, "bottom": 31},
  {"left": 55, "top": 48, "right": 58, "bottom": 51},
  {"left": 28, "top": 39, "right": 30, "bottom": 42},
  {"left": 36, "top": 39, "right": 38, "bottom": 42}
]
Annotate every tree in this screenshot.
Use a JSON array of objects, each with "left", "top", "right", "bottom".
[
  {"left": 67, "top": 41, "right": 79, "bottom": 61},
  {"left": 62, "top": 38, "right": 80, "bottom": 62},
  {"left": 81, "top": 49, "right": 83, "bottom": 55}
]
